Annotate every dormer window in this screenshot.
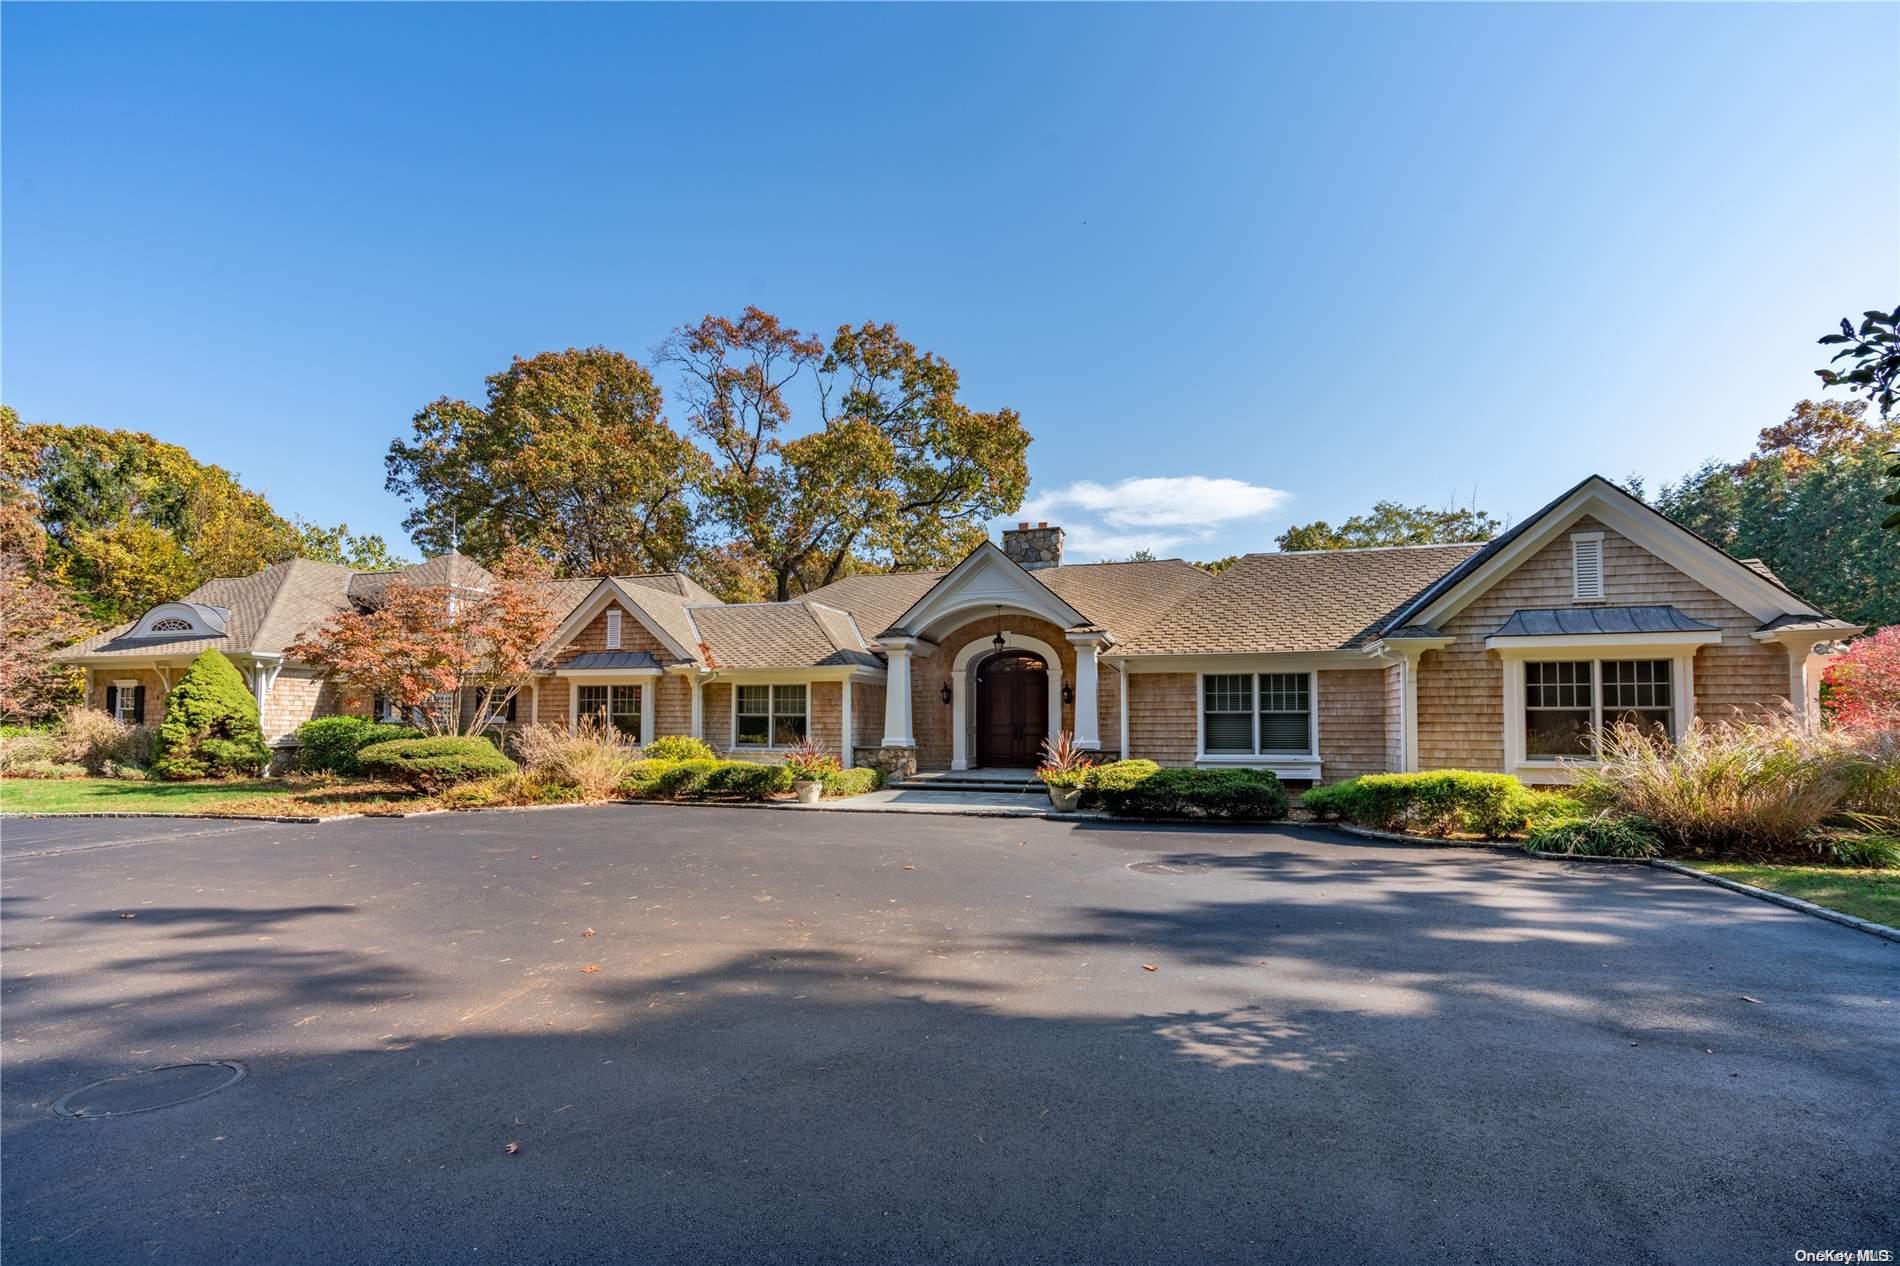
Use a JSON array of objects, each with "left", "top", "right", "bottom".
[
  {"left": 1571, "top": 533, "right": 1605, "bottom": 601},
  {"left": 128, "top": 602, "right": 229, "bottom": 639},
  {"left": 149, "top": 618, "right": 193, "bottom": 633}
]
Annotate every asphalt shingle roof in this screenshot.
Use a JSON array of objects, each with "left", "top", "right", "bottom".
[{"left": 687, "top": 601, "right": 880, "bottom": 670}]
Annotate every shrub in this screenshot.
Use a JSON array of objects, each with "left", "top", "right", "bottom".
[
  {"left": 1838, "top": 726, "right": 1900, "bottom": 823},
  {"left": 0, "top": 731, "right": 61, "bottom": 774},
  {"left": 821, "top": 766, "right": 882, "bottom": 798},
  {"left": 153, "top": 650, "right": 270, "bottom": 780},
  {"left": 1579, "top": 717, "right": 1859, "bottom": 853},
  {"left": 619, "top": 757, "right": 791, "bottom": 801},
  {"left": 1301, "top": 771, "right": 1537, "bottom": 838},
  {"left": 4, "top": 758, "right": 88, "bottom": 779},
  {"left": 1814, "top": 831, "right": 1900, "bottom": 868},
  {"left": 1087, "top": 759, "right": 1160, "bottom": 794},
  {"left": 1101, "top": 767, "right": 1288, "bottom": 820},
  {"left": 644, "top": 735, "right": 716, "bottom": 762},
  {"left": 357, "top": 736, "right": 516, "bottom": 791},
  {"left": 53, "top": 707, "right": 154, "bottom": 773},
  {"left": 511, "top": 719, "right": 641, "bottom": 799},
  {"left": 296, "top": 716, "right": 423, "bottom": 775},
  {"left": 1525, "top": 815, "right": 1661, "bottom": 858}
]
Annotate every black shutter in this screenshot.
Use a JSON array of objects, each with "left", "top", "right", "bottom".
[
  {"left": 105, "top": 685, "right": 119, "bottom": 717},
  {"left": 131, "top": 686, "right": 146, "bottom": 725}
]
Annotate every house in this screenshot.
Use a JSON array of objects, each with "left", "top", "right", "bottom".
[{"left": 56, "top": 476, "right": 1860, "bottom": 783}]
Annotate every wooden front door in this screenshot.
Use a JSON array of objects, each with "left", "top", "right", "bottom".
[{"left": 975, "top": 650, "right": 1049, "bottom": 767}]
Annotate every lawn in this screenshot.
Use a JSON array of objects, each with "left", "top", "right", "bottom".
[
  {"left": 0, "top": 777, "right": 426, "bottom": 817},
  {"left": 1689, "top": 862, "right": 1900, "bottom": 929}
]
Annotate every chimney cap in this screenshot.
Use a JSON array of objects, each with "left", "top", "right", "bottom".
[
  {"left": 1017, "top": 522, "right": 1029, "bottom": 530},
  {"left": 1037, "top": 521, "right": 1047, "bottom": 529}
]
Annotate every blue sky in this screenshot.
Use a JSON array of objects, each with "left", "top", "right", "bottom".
[{"left": 5, "top": 3, "right": 1896, "bottom": 564}]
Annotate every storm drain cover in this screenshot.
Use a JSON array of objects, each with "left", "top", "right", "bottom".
[
  {"left": 53, "top": 1062, "right": 245, "bottom": 1118},
  {"left": 1127, "top": 860, "right": 1211, "bottom": 876}
]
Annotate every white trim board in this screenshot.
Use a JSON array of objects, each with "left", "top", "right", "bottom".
[{"left": 882, "top": 541, "right": 1090, "bottom": 642}]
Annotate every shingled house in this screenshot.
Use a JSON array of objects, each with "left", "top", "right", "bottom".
[{"left": 56, "top": 476, "right": 1858, "bottom": 782}]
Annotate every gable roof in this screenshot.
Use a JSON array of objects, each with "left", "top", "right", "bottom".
[{"left": 1120, "top": 543, "right": 1484, "bottom": 655}]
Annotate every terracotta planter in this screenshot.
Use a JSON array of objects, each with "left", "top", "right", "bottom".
[
  {"left": 1046, "top": 783, "right": 1084, "bottom": 813},
  {"left": 793, "top": 779, "right": 823, "bottom": 805}
]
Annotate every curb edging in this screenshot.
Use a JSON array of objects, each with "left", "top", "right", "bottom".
[{"left": 1648, "top": 860, "right": 1900, "bottom": 945}]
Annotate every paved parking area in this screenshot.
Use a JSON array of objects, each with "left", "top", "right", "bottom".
[{"left": 2, "top": 806, "right": 1895, "bottom": 1264}]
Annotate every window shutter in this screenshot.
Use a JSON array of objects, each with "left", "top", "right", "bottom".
[
  {"left": 105, "top": 685, "right": 119, "bottom": 717},
  {"left": 131, "top": 686, "right": 146, "bottom": 725},
  {"left": 1572, "top": 535, "right": 1604, "bottom": 601},
  {"left": 605, "top": 609, "right": 622, "bottom": 650}
]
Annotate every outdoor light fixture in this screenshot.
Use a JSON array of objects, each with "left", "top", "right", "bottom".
[
  {"left": 940, "top": 681, "right": 953, "bottom": 705},
  {"left": 991, "top": 605, "right": 1007, "bottom": 653},
  {"left": 1062, "top": 683, "right": 1075, "bottom": 705}
]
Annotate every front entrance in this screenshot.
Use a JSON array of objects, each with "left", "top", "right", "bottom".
[{"left": 974, "top": 650, "right": 1049, "bottom": 766}]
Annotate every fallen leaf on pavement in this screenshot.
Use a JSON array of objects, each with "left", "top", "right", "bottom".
[
  {"left": 504, "top": 1142, "right": 521, "bottom": 1155},
  {"left": 581, "top": 964, "right": 601, "bottom": 974},
  {"left": 1141, "top": 964, "right": 1159, "bottom": 972},
  {"left": 118, "top": 912, "right": 137, "bottom": 920},
  {"left": 1739, "top": 995, "right": 1764, "bottom": 1005},
  {"left": 582, "top": 928, "right": 596, "bottom": 938},
  {"left": 530, "top": 854, "right": 541, "bottom": 860},
  {"left": 902, "top": 865, "right": 914, "bottom": 871}
]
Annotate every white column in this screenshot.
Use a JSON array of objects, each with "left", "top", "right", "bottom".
[
  {"left": 1067, "top": 633, "right": 1103, "bottom": 749},
  {"left": 640, "top": 679, "right": 657, "bottom": 746},
  {"left": 951, "top": 668, "right": 969, "bottom": 770},
  {"left": 1117, "top": 660, "right": 1130, "bottom": 759},
  {"left": 881, "top": 640, "right": 915, "bottom": 747},
  {"left": 690, "top": 676, "right": 705, "bottom": 739},
  {"left": 568, "top": 681, "right": 579, "bottom": 734},
  {"left": 841, "top": 677, "right": 854, "bottom": 768}
]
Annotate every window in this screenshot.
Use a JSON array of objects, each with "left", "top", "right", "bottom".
[
  {"left": 1201, "top": 672, "right": 1313, "bottom": 757},
  {"left": 605, "top": 609, "right": 622, "bottom": 650},
  {"left": 735, "top": 683, "right": 807, "bottom": 747},
  {"left": 1524, "top": 659, "right": 1672, "bottom": 758},
  {"left": 475, "top": 687, "right": 518, "bottom": 725},
  {"left": 579, "top": 684, "right": 641, "bottom": 736},
  {"left": 149, "top": 617, "right": 192, "bottom": 633},
  {"left": 1572, "top": 534, "right": 1605, "bottom": 601},
  {"left": 108, "top": 681, "right": 143, "bottom": 725}
]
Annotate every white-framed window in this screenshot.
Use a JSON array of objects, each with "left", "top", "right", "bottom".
[
  {"left": 579, "top": 684, "right": 641, "bottom": 736},
  {"left": 735, "top": 683, "right": 807, "bottom": 747},
  {"left": 149, "top": 617, "right": 193, "bottom": 633},
  {"left": 109, "top": 679, "right": 143, "bottom": 724},
  {"left": 1199, "top": 671, "right": 1314, "bottom": 757},
  {"left": 1524, "top": 658, "right": 1673, "bottom": 758},
  {"left": 605, "top": 608, "right": 622, "bottom": 650},
  {"left": 1571, "top": 533, "right": 1605, "bottom": 601}
]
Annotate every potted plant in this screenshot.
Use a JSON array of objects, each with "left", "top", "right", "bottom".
[
  {"left": 782, "top": 738, "right": 839, "bottom": 805},
  {"left": 1037, "top": 731, "right": 1094, "bottom": 813}
]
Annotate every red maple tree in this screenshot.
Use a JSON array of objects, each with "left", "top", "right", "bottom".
[{"left": 1823, "top": 626, "right": 1900, "bottom": 731}]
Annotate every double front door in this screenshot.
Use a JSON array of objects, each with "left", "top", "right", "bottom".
[{"left": 975, "top": 650, "right": 1049, "bottom": 767}]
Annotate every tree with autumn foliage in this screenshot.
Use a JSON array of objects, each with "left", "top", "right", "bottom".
[
  {"left": 384, "top": 348, "right": 711, "bottom": 577},
  {"left": 0, "top": 556, "right": 90, "bottom": 721},
  {"left": 287, "top": 550, "right": 556, "bottom": 736},
  {"left": 1823, "top": 626, "right": 1900, "bottom": 732},
  {"left": 661, "top": 307, "right": 1030, "bottom": 600},
  {"left": 1275, "top": 500, "right": 1500, "bottom": 552}
]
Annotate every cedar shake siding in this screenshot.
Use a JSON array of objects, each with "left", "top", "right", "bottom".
[
  {"left": 911, "top": 614, "right": 1080, "bottom": 770},
  {"left": 703, "top": 683, "right": 733, "bottom": 751},
  {"left": 852, "top": 683, "right": 885, "bottom": 750},
  {"left": 87, "top": 668, "right": 168, "bottom": 728},
  {"left": 1382, "top": 663, "right": 1405, "bottom": 772},
  {"left": 554, "top": 603, "right": 677, "bottom": 667},
  {"left": 1126, "top": 673, "right": 1196, "bottom": 767},
  {"left": 1415, "top": 515, "right": 1794, "bottom": 771},
  {"left": 654, "top": 675, "right": 693, "bottom": 738},
  {"left": 1316, "top": 669, "right": 1387, "bottom": 781}
]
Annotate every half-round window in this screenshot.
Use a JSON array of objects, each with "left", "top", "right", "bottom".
[{"left": 149, "top": 618, "right": 193, "bottom": 633}]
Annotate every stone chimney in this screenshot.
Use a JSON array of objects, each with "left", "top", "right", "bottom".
[{"left": 1002, "top": 520, "right": 1064, "bottom": 570}]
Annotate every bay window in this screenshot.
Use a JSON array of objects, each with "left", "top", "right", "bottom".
[
  {"left": 736, "top": 684, "right": 807, "bottom": 747},
  {"left": 1201, "top": 671, "right": 1314, "bottom": 757}
]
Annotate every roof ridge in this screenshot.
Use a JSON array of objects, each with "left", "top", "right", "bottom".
[{"left": 1252, "top": 541, "right": 1490, "bottom": 559}]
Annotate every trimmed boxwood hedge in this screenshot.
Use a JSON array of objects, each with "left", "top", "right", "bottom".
[
  {"left": 295, "top": 716, "right": 424, "bottom": 775},
  {"left": 619, "top": 757, "right": 793, "bottom": 801},
  {"left": 643, "top": 735, "right": 717, "bottom": 762},
  {"left": 1100, "top": 767, "right": 1288, "bottom": 820},
  {"left": 357, "top": 736, "right": 516, "bottom": 790},
  {"left": 1302, "top": 771, "right": 1550, "bottom": 839},
  {"left": 821, "top": 766, "right": 882, "bottom": 798}
]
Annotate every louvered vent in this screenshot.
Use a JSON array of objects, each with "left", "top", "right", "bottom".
[{"left": 1572, "top": 535, "right": 1605, "bottom": 601}]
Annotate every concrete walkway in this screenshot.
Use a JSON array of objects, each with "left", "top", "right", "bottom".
[{"left": 792, "top": 787, "right": 1101, "bottom": 816}]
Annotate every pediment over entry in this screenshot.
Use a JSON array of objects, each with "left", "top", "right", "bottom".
[{"left": 881, "top": 542, "right": 1093, "bottom": 642}]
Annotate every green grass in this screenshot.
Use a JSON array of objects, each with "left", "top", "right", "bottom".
[
  {"left": 1689, "top": 862, "right": 1900, "bottom": 928},
  {"left": 0, "top": 777, "right": 424, "bottom": 817}
]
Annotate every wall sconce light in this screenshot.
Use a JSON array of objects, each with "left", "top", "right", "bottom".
[
  {"left": 1061, "top": 683, "right": 1075, "bottom": 705},
  {"left": 940, "top": 681, "right": 953, "bottom": 705}
]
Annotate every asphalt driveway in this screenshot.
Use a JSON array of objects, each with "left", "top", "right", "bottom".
[{"left": 2, "top": 805, "right": 1895, "bottom": 1265}]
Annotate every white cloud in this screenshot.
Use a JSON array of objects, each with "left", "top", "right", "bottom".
[{"left": 1021, "top": 476, "right": 1289, "bottom": 530}]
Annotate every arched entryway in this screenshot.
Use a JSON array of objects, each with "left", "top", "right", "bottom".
[{"left": 974, "top": 650, "right": 1050, "bottom": 767}]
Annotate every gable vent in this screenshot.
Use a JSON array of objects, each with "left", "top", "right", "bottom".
[
  {"left": 1571, "top": 534, "right": 1605, "bottom": 601},
  {"left": 605, "top": 608, "right": 623, "bottom": 650}
]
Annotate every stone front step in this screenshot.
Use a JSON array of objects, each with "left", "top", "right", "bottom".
[{"left": 885, "top": 776, "right": 1046, "bottom": 795}]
